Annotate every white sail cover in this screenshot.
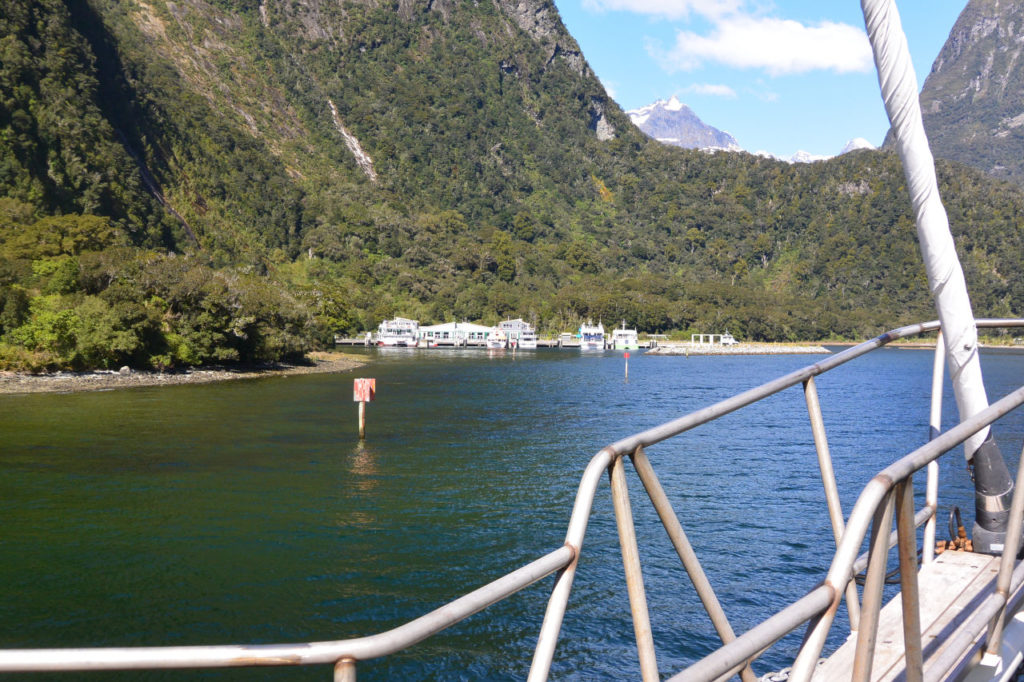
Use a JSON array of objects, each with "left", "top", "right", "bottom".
[{"left": 861, "top": 0, "right": 991, "bottom": 457}]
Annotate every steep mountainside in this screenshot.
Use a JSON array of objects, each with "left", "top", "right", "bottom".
[
  {"left": 917, "top": 0, "right": 1024, "bottom": 184},
  {"left": 627, "top": 97, "right": 740, "bottom": 151},
  {"left": 1, "top": 0, "right": 1023, "bottom": 371}
]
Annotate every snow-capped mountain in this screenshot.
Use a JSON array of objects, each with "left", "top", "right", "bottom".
[
  {"left": 627, "top": 97, "right": 741, "bottom": 152},
  {"left": 758, "top": 149, "right": 831, "bottom": 164},
  {"left": 756, "top": 138, "right": 876, "bottom": 164},
  {"left": 839, "top": 137, "right": 875, "bottom": 154},
  {"left": 628, "top": 96, "right": 876, "bottom": 162}
]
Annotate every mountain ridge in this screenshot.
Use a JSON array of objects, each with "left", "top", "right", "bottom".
[{"left": 913, "top": 0, "right": 1024, "bottom": 184}]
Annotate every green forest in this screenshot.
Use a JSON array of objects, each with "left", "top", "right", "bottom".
[{"left": 1, "top": 0, "right": 1022, "bottom": 371}]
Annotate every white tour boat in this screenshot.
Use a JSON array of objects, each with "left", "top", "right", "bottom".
[
  {"left": 517, "top": 328, "right": 537, "bottom": 349},
  {"left": 498, "top": 318, "right": 538, "bottom": 349},
  {"left": 610, "top": 321, "right": 639, "bottom": 350},
  {"left": 486, "top": 327, "right": 508, "bottom": 350},
  {"left": 375, "top": 317, "right": 419, "bottom": 347},
  {"left": 578, "top": 320, "right": 605, "bottom": 351}
]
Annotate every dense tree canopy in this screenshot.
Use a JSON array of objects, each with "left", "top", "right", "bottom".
[{"left": 1, "top": 0, "right": 1022, "bottom": 371}]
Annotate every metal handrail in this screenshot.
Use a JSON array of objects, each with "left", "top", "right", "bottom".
[
  {"left": 669, "top": 324, "right": 1024, "bottom": 681},
  {"left": 2, "top": 320, "right": 1023, "bottom": 680},
  {"left": 534, "top": 319, "right": 1024, "bottom": 680},
  {"left": 670, "top": 386, "right": 1024, "bottom": 682},
  {"left": 0, "top": 546, "right": 574, "bottom": 672}
]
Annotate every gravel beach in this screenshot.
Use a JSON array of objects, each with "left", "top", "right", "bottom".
[{"left": 0, "top": 351, "right": 365, "bottom": 395}]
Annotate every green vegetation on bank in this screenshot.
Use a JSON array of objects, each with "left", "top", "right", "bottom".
[
  {"left": 0, "top": 203, "right": 317, "bottom": 371},
  {"left": 1, "top": 0, "right": 1023, "bottom": 371}
]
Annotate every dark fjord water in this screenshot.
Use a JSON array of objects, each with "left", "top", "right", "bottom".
[{"left": 2, "top": 347, "right": 1023, "bottom": 680}]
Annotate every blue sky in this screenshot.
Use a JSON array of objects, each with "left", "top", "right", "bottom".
[{"left": 553, "top": 0, "right": 968, "bottom": 158}]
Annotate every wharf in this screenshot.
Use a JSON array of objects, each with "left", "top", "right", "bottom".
[
  {"left": 333, "top": 337, "right": 657, "bottom": 349},
  {"left": 646, "top": 342, "right": 829, "bottom": 356}
]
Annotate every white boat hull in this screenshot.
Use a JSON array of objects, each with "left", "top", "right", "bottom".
[{"left": 377, "top": 339, "right": 415, "bottom": 347}]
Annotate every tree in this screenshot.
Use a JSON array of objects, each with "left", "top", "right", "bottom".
[{"left": 685, "top": 227, "right": 705, "bottom": 253}]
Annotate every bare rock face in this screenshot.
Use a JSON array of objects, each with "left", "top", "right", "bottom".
[
  {"left": 915, "top": 0, "right": 1024, "bottom": 184},
  {"left": 589, "top": 97, "right": 616, "bottom": 141},
  {"left": 499, "top": 0, "right": 562, "bottom": 44},
  {"left": 496, "top": 0, "right": 616, "bottom": 139},
  {"left": 498, "top": 0, "right": 586, "bottom": 75}
]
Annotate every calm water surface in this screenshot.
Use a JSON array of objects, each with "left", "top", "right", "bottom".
[{"left": 2, "top": 347, "right": 1023, "bottom": 680}]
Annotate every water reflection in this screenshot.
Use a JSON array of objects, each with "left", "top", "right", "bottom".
[
  {"left": 348, "top": 441, "right": 379, "bottom": 489},
  {"left": 341, "top": 441, "right": 380, "bottom": 528}
]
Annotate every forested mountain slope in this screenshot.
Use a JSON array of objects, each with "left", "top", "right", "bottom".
[{"left": 1, "top": 0, "right": 1022, "bottom": 371}]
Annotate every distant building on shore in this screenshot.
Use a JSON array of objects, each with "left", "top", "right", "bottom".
[{"left": 419, "top": 321, "right": 493, "bottom": 346}]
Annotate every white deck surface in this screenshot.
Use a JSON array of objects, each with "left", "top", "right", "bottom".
[{"left": 814, "top": 551, "right": 1001, "bottom": 681}]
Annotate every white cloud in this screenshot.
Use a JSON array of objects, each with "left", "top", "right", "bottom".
[
  {"left": 581, "top": 0, "right": 742, "bottom": 21},
  {"left": 684, "top": 83, "right": 737, "bottom": 98},
  {"left": 661, "top": 16, "right": 873, "bottom": 76}
]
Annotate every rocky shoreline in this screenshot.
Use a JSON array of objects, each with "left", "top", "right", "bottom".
[
  {"left": 0, "top": 351, "right": 365, "bottom": 395},
  {"left": 646, "top": 342, "right": 830, "bottom": 356}
]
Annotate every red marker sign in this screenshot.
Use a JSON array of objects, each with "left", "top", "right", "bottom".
[
  {"left": 354, "top": 378, "right": 376, "bottom": 440},
  {"left": 353, "top": 378, "right": 376, "bottom": 402}
]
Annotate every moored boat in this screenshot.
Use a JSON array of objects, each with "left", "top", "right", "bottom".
[
  {"left": 376, "top": 317, "right": 419, "bottom": 347},
  {"left": 578, "top": 320, "right": 605, "bottom": 351},
  {"left": 516, "top": 328, "right": 538, "bottom": 349},
  {"left": 610, "top": 321, "right": 639, "bottom": 350},
  {"left": 498, "top": 318, "right": 538, "bottom": 349},
  {"left": 486, "top": 327, "right": 508, "bottom": 350}
]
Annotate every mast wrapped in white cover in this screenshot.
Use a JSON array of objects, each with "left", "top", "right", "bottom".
[{"left": 861, "top": 0, "right": 991, "bottom": 457}]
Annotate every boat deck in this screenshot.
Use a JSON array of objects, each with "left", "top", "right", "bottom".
[{"left": 816, "top": 551, "right": 1010, "bottom": 681}]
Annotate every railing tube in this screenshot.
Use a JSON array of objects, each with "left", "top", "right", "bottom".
[
  {"left": 803, "top": 375, "right": 861, "bottom": 631},
  {"left": 930, "top": 560, "right": 1024, "bottom": 680},
  {"left": 601, "top": 322, "right": 943, "bottom": 458},
  {"left": 609, "top": 454, "right": 659, "bottom": 682},
  {"left": 896, "top": 478, "right": 924, "bottom": 682},
  {"left": 630, "top": 446, "right": 756, "bottom": 682},
  {"left": 852, "top": 488, "right": 897, "bottom": 682},
  {"left": 924, "top": 330, "right": 944, "bottom": 564},
  {"left": 334, "top": 658, "right": 356, "bottom": 682},
  {"left": 2, "top": 320, "right": 1023, "bottom": 680},
  {"left": 529, "top": 448, "right": 613, "bottom": 681},
  {"left": 667, "top": 586, "right": 835, "bottom": 682},
  {"left": 0, "top": 545, "right": 576, "bottom": 672},
  {"left": 789, "top": 476, "right": 892, "bottom": 681},
  {"left": 700, "top": 386, "right": 1024, "bottom": 682}
]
